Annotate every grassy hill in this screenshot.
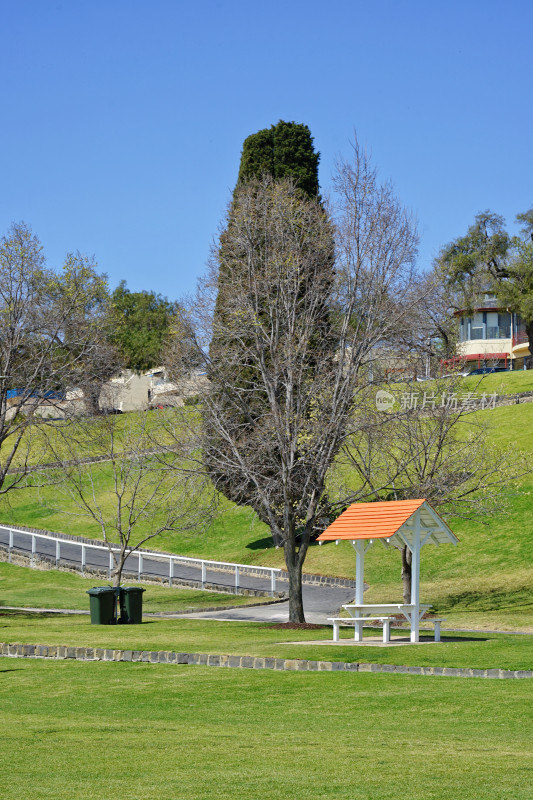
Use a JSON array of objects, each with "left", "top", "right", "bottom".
[
  {"left": 0, "top": 373, "right": 532, "bottom": 630},
  {"left": 461, "top": 368, "right": 533, "bottom": 395}
]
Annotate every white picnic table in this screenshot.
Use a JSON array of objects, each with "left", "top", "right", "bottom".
[{"left": 341, "top": 602, "right": 431, "bottom": 642}]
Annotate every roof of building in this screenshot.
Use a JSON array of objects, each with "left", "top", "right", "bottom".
[
  {"left": 454, "top": 306, "right": 510, "bottom": 316},
  {"left": 317, "top": 499, "right": 457, "bottom": 546}
]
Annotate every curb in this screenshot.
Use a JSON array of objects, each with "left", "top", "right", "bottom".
[{"left": 1, "top": 643, "right": 532, "bottom": 679}]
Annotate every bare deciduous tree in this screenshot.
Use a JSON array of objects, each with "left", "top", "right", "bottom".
[
  {"left": 0, "top": 223, "right": 117, "bottom": 498},
  {"left": 386, "top": 267, "right": 461, "bottom": 379},
  {"left": 51, "top": 408, "right": 214, "bottom": 587},
  {"left": 173, "top": 140, "right": 419, "bottom": 622}
]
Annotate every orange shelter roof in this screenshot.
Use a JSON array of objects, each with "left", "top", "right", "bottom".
[{"left": 317, "top": 499, "right": 428, "bottom": 541}]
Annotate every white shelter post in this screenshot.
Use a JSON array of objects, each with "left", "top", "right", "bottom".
[
  {"left": 354, "top": 540, "right": 366, "bottom": 605},
  {"left": 353, "top": 540, "right": 366, "bottom": 641},
  {"left": 410, "top": 511, "right": 421, "bottom": 642}
]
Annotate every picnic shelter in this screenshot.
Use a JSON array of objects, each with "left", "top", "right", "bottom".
[{"left": 317, "top": 498, "right": 458, "bottom": 642}]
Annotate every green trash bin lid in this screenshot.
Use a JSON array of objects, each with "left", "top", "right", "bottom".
[
  {"left": 120, "top": 587, "right": 145, "bottom": 594},
  {"left": 86, "top": 586, "right": 117, "bottom": 595}
]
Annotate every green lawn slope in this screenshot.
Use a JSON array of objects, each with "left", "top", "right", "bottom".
[
  {"left": 0, "top": 382, "right": 531, "bottom": 631},
  {"left": 0, "top": 561, "right": 265, "bottom": 614},
  {"left": 461, "top": 368, "right": 533, "bottom": 395}
]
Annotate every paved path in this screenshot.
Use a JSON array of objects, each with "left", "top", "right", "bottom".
[
  {"left": 0, "top": 585, "right": 355, "bottom": 626},
  {"left": 0, "top": 525, "right": 283, "bottom": 594},
  {"left": 175, "top": 583, "right": 355, "bottom": 625}
]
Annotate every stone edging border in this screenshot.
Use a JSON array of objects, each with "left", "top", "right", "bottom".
[{"left": 2, "top": 643, "right": 531, "bottom": 679}]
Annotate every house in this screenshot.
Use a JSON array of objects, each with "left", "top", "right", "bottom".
[
  {"left": 148, "top": 367, "right": 208, "bottom": 408},
  {"left": 99, "top": 367, "right": 209, "bottom": 412},
  {"left": 99, "top": 369, "right": 153, "bottom": 412},
  {"left": 453, "top": 296, "right": 530, "bottom": 371}
]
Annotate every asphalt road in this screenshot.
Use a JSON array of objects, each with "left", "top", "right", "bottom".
[{"left": 177, "top": 583, "right": 356, "bottom": 625}]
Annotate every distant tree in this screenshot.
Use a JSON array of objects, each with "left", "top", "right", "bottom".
[
  {"left": 49, "top": 252, "right": 119, "bottom": 415},
  {"left": 438, "top": 211, "right": 510, "bottom": 290},
  {"left": 110, "top": 281, "right": 179, "bottom": 372},
  {"left": 238, "top": 120, "right": 320, "bottom": 198},
  {"left": 437, "top": 208, "right": 533, "bottom": 365},
  {"left": 0, "top": 222, "right": 116, "bottom": 495},
  {"left": 497, "top": 210, "right": 533, "bottom": 360}
]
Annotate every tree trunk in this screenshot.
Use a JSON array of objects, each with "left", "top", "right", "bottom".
[
  {"left": 283, "top": 533, "right": 306, "bottom": 623},
  {"left": 83, "top": 383, "right": 103, "bottom": 416},
  {"left": 401, "top": 545, "right": 412, "bottom": 604},
  {"left": 526, "top": 321, "right": 533, "bottom": 370},
  {"left": 287, "top": 561, "right": 305, "bottom": 623},
  {"left": 112, "top": 551, "right": 126, "bottom": 588}
]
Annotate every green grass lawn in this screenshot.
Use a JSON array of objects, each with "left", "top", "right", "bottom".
[
  {"left": 380, "top": 369, "right": 533, "bottom": 397},
  {"left": 461, "top": 368, "right": 533, "bottom": 395},
  {"left": 2, "top": 611, "right": 533, "bottom": 671},
  {"left": 0, "top": 658, "right": 531, "bottom": 800},
  {"left": 0, "top": 405, "right": 180, "bottom": 468},
  {"left": 0, "top": 562, "right": 265, "bottom": 614}
]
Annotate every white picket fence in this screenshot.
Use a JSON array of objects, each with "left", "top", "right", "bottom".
[{"left": 0, "top": 525, "right": 281, "bottom": 595}]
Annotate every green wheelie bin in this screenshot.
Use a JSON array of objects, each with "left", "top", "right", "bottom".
[
  {"left": 87, "top": 587, "right": 117, "bottom": 625},
  {"left": 120, "top": 586, "right": 145, "bottom": 624}
]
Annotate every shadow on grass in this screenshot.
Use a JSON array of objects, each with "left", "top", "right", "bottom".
[
  {"left": 246, "top": 536, "right": 275, "bottom": 551},
  {"left": 435, "top": 587, "right": 533, "bottom": 614},
  {"left": 246, "top": 535, "right": 337, "bottom": 551},
  {"left": 436, "top": 635, "right": 489, "bottom": 643},
  {"left": 0, "top": 611, "right": 63, "bottom": 620}
]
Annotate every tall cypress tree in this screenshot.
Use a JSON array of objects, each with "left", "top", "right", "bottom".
[
  {"left": 237, "top": 120, "right": 320, "bottom": 198},
  {"left": 206, "top": 122, "right": 331, "bottom": 561}
]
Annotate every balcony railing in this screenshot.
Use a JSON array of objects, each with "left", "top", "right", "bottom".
[{"left": 512, "top": 331, "right": 529, "bottom": 347}]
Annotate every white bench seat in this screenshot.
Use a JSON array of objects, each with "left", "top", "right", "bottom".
[
  {"left": 328, "top": 616, "right": 393, "bottom": 643},
  {"left": 423, "top": 618, "right": 446, "bottom": 642},
  {"left": 328, "top": 616, "right": 447, "bottom": 644}
]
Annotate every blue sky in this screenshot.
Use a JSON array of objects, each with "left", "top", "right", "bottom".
[{"left": 1, "top": 0, "right": 531, "bottom": 300}]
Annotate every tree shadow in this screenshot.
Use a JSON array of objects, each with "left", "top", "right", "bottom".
[
  {"left": 435, "top": 587, "right": 533, "bottom": 614},
  {"left": 435, "top": 634, "right": 489, "bottom": 642},
  {"left": 246, "top": 536, "right": 275, "bottom": 551},
  {"left": 0, "top": 610, "right": 63, "bottom": 620}
]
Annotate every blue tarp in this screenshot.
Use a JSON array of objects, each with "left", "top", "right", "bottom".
[{"left": 6, "top": 388, "right": 65, "bottom": 400}]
